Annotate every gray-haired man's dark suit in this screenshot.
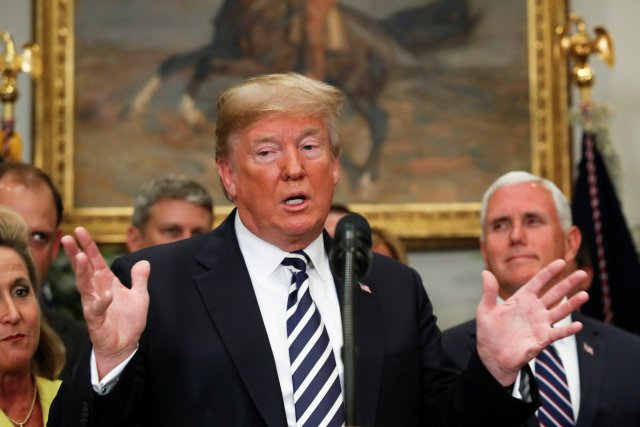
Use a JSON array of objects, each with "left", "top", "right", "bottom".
[{"left": 442, "top": 313, "right": 640, "bottom": 427}]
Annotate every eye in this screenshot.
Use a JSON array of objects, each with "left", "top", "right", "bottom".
[
  {"left": 253, "top": 143, "right": 281, "bottom": 163},
  {"left": 299, "top": 140, "right": 322, "bottom": 158},
  {"left": 161, "top": 226, "right": 182, "bottom": 238},
  {"left": 12, "top": 284, "right": 31, "bottom": 298},
  {"left": 490, "top": 219, "right": 510, "bottom": 232},
  {"left": 524, "top": 215, "right": 544, "bottom": 226},
  {"left": 30, "top": 231, "right": 52, "bottom": 248}
]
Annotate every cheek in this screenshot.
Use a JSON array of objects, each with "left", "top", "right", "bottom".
[{"left": 29, "top": 309, "right": 41, "bottom": 340}]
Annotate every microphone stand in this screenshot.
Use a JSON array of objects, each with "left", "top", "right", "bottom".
[{"left": 341, "top": 225, "right": 356, "bottom": 426}]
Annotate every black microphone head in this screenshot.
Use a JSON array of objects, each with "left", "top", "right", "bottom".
[{"left": 329, "top": 213, "right": 372, "bottom": 281}]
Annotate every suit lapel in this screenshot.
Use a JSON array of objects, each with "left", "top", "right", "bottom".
[
  {"left": 573, "top": 313, "right": 605, "bottom": 427},
  {"left": 193, "top": 212, "right": 287, "bottom": 426},
  {"left": 352, "top": 275, "right": 385, "bottom": 426}
]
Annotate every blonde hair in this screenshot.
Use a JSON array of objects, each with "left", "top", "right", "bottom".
[
  {"left": 215, "top": 72, "right": 344, "bottom": 162},
  {"left": 0, "top": 206, "right": 65, "bottom": 379}
]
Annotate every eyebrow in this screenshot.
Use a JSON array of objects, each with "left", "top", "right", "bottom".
[
  {"left": 249, "top": 127, "right": 322, "bottom": 145},
  {"left": 13, "top": 277, "right": 31, "bottom": 287},
  {"left": 488, "top": 211, "right": 546, "bottom": 224}
]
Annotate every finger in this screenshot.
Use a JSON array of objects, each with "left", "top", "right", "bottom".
[
  {"left": 61, "top": 234, "right": 81, "bottom": 270},
  {"left": 548, "top": 290, "right": 589, "bottom": 323},
  {"left": 477, "top": 270, "right": 499, "bottom": 314},
  {"left": 540, "top": 269, "right": 588, "bottom": 307},
  {"left": 548, "top": 320, "right": 584, "bottom": 343},
  {"left": 521, "top": 259, "right": 566, "bottom": 295},
  {"left": 130, "top": 260, "right": 150, "bottom": 295},
  {"left": 89, "top": 288, "right": 113, "bottom": 318},
  {"left": 75, "top": 227, "right": 110, "bottom": 272},
  {"left": 75, "top": 252, "right": 114, "bottom": 319},
  {"left": 74, "top": 252, "right": 99, "bottom": 299}
]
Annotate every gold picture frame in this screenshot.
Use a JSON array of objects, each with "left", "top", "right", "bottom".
[{"left": 33, "top": 0, "right": 570, "bottom": 249}]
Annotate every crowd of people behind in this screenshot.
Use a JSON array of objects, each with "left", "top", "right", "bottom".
[{"left": 0, "top": 72, "right": 638, "bottom": 426}]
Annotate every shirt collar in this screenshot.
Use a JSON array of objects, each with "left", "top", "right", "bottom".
[{"left": 234, "top": 214, "right": 331, "bottom": 283}]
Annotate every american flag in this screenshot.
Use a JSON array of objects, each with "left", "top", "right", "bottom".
[{"left": 359, "top": 282, "right": 371, "bottom": 294}]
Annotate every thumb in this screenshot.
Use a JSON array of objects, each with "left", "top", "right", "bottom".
[
  {"left": 130, "top": 260, "right": 150, "bottom": 293},
  {"left": 478, "top": 270, "right": 499, "bottom": 315}
]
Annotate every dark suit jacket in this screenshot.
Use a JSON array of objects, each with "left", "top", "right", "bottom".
[
  {"left": 441, "top": 313, "right": 640, "bottom": 427},
  {"left": 41, "top": 305, "right": 90, "bottom": 378},
  {"left": 50, "top": 211, "right": 538, "bottom": 426}
]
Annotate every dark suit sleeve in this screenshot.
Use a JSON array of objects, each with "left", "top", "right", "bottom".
[
  {"left": 48, "top": 255, "right": 148, "bottom": 427},
  {"left": 409, "top": 269, "right": 538, "bottom": 426}
]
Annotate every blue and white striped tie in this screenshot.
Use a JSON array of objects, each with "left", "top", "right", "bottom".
[
  {"left": 283, "top": 251, "right": 345, "bottom": 427},
  {"left": 535, "top": 345, "right": 575, "bottom": 427}
]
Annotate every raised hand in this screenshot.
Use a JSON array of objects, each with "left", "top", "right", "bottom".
[
  {"left": 476, "top": 259, "right": 589, "bottom": 386},
  {"left": 61, "top": 227, "right": 150, "bottom": 379}
]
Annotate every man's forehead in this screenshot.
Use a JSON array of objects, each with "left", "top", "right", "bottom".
[
  {"left": 486, "top": 184, "right": 555, "bottom": 216},
  {"left": 0, "top": 178, "right": 57, "bottom": 227}
]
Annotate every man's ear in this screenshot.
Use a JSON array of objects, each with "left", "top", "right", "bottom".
[
  {"left": 564, "top": 226, "right": 582, "bottom": 263},
  {"left": 217, "top": 159, "right": 237, "bottom": 201},
  {"left": 126, "top": 226, "right": 142, "bottom": 252}
]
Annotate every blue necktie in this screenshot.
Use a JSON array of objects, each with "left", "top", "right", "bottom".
[
  {"left": 535, "top": 345, "right": 575, "bottom": 426},
  {"left": 283, "top": 251, "right": 345, "bottom": 427}
]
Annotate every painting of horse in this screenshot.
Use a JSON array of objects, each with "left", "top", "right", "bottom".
[{"left": 73, "top": 0, "right": 529, "bottom": 209}]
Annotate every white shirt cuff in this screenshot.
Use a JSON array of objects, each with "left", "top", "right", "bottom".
[{"left": 90, "top": 346, "right": 138, "bottom": 395}]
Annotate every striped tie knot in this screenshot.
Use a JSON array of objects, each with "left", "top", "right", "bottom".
[
  {"left": 282, "top": 251, "right": 345, "bottom": 427},
  {"left": 535, "top": 345, "right": 575, "bottom": 427},
  {"left": 282, "top": 251, "right": 311, "bottom": 278}
]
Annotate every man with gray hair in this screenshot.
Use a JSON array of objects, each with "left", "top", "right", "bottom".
[
  {"left": 442, "top": 170, "right": 640, "bottom": 427},
  {"left": 126, "top": 174, "right": 214, "bottom": 252}
]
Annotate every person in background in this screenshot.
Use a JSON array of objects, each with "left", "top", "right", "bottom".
[
  {"left": 442, "top": 171, "right": 640, "bottom": 427},
  {"left": 371, "top": 226, "right": 408, "bottom": 264},
  {"left": 324, "top": 203, "right": 350, "bottom": 236},
  {"left": 0, "top": 161, "right": 89, "bottom": 377},
  {"left": 126, "top": 174, "right": 214, "bottom": 252},
  {"left": 0, "top": 206, "right": 65, "bottom": 426},
  {"left": 51, "top": 73, "right": 588, "bottom": 426}
]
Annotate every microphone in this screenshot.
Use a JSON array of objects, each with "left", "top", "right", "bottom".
[
  {"left": 329, "top": 213, "right": 372, "bottom": 282},
  {"left": 328, "top": 212, "right": 371, "bottom": 426}
]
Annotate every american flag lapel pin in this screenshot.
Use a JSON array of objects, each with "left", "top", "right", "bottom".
[
  {"left": 583, "top": 341, "right": 594, "bottom": 356},
  {"left": 358, "top": 282, "right": 372, "bottom": 294}
]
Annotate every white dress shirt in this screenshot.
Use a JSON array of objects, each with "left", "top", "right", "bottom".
[
  {"left": 235, "top": 215, "right": 344, "bottom": 427},
  {"left": 508, "top": 297, "right": 581, "bottom": 421}
]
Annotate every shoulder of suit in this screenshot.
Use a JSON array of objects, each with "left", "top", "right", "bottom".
[
  {"left": 442, "top": 318, "right": 476, "bottom": 338},
  {"left": 577, "top": 313, "right": 640, "bottom": 345}
]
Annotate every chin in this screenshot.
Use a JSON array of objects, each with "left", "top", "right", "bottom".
[{"left": 284, "top": 217, "right": 321, "bottom": 237}]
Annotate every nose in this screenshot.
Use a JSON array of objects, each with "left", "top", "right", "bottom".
[
  {"left": 0, "top": 298, "right": 21, "bottom": 325},
  {"left": 280, "top": 147, "right": 305, "bottom": 180},
  {"left": 509, "top": 221, "right": 526, "bottom": 244}
]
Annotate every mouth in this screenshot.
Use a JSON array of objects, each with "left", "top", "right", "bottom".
[
  {"left": 283, "top": 194, "right": 309, "bottom": 207},
  {"left": 1, "top": 334, "right": 26, "bottom": 342},
  {"left": 505, "top": 254, "right": 536, "bottom": 262}
]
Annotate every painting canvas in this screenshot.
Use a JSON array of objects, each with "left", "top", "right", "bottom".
[{"left": 34, "top": 0, "right": 570, "bottom": 245}]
